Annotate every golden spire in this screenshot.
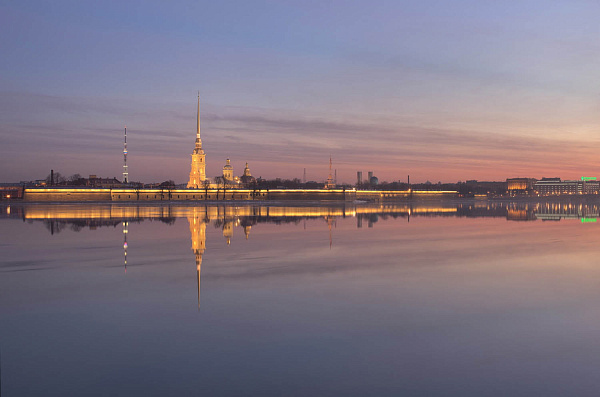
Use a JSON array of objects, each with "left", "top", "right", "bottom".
[
  {"left": 194, "top": 91, "right": 203, "bottom": 153},
  {"left": 188, "top": 93, "right": 207, "bottom": 188}
]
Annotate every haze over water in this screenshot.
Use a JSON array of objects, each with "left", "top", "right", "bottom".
[{"left": 2, "top": 201, "right": 600, "bottom": 396}]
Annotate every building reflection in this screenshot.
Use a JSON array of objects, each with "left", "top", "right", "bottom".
[
  {"left": 6, "top": 201, "right": 600, "bottom": 232},
  {"left": 188, "top": 207, "right": 207, "bottom": 308},
  {"left": 4, "top": 201, "right": 600, "bottom": 307}
]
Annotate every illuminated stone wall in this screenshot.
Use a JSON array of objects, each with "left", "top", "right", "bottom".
[
  {"left": 24, "top": 188, "right": 457, "bottom": 202},
  {"left": 24, "top": 189, "right": 112, "bottom": 201}
]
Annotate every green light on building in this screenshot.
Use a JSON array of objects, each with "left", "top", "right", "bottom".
[
  {"left": 581, "top": 177, "right": 597, "bottom": 181},
  {"left": 581, "top": 218, "right": 597, "bottom": 223}
]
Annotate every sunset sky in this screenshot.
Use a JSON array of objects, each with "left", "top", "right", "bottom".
[{"left": 1, "top": 0, "right": 599, "bottom": 184}]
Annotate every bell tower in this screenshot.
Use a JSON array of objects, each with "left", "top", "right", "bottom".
[{"left": 187, "top": 92, "right": 206, "bottom": 188}]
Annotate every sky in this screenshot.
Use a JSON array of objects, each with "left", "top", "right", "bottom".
[{"left": 1, "top": 0, "right": 600, "bottom": 184}]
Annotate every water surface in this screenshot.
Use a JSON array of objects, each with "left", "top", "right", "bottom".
[{"left": 2, "top": 201, "right": 600, "bottom": 396}]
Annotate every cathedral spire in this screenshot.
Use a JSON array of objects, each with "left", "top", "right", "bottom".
[
  {"left": 194, "top": 91, "right": 203, "bottom": 153},
  {"left": 196, "top": 91, "right": 200, "bottom": 141},
  {"left": 188, "top": 93, "right": 207, "bottom": 188}
]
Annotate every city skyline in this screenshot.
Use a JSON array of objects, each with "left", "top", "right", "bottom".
[{"left": 2, "top": 1, "right": 600, "bottom": 184}]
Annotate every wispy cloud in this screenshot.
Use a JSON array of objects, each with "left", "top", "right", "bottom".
[{"left": 1, "top": 91, "right": 599, "bottom": 183}]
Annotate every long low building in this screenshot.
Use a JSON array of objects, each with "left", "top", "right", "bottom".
[
  {"left": 534, "top": 177, "right": 600, "bottom": 196},
  {"left": 22, "top": 188, "right": 458, "bottom": 202}
]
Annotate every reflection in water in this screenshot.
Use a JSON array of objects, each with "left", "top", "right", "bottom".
[
  {"left": 123, "top": 221, "right": 128, "bottom": 273},
  {"left": 188, "top": 207, "right": 206, "bottom": 308},
  {"left": 6, "top": 201, "right": 600, "bottom": 225},
  {"left": 3, "top": 201, "right": 600, "bottom": 306},
  {"left": 326, "top": 215, "right": 335, "bottom": 249},
  {"left": 5, "top": 199, "right": 600, "bottom": 304},
  {"left": 4, "top": 201, "right": 600, "bottom": 395}
]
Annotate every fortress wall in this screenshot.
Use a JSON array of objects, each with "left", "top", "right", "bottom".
[
  {"left": 411, "top": 191, "right": 458, "bottom": 200},
  {"left": 356, "top": 190, "right": 410, "bottom": 201},
  {"left": 111, "top": 189, "right": 354, "bottom": 201},
  {"left": 24, "top": 189, "right": 112, "bottom": 201},
  {"left": 266, "top": 189, "right": 352, "bottom": 201},
  {"left": 355, "top": 190, "right": 457, "bottom": 201},
  {"left": 111, "top": 189, "right": 256, "bottom": 201},
  {"left": 24, "top": 188, "right": 457, "bottom": 202}
]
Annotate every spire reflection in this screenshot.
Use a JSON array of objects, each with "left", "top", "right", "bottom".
[{"left": 188, "top": 207, "right": 206, "bottom": 309}]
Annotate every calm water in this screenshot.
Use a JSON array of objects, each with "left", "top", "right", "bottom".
[{"left": 2, "top": 201, "right": 600, "bottom": 396}]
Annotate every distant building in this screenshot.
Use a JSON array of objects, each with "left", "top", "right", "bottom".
[
  {"left": 357, "top": 171, "right": 378, "bottom": 186},
  {"left": 223, "top": 158, "right": 234, "bottom": 181},
  {"left": 507, "top": 178, "right": 536, "bottom": 194},
  {"left": 0, "top": 184, "right": 24, "bottom": 199},
  {"left": 581, "top": 177, "right": 600, "bottom": 194},
  {"left": 462, "top": 180, "right": 507, "bottom": 196},
  {"left": 240, "top": 163, "right": 256, "bottom": 186},
  {"left": 534, "top": 178, "right": 584, "bottom": 195},
  {"left": 88, "top": 175, "right": 122, "bottom": 188}
]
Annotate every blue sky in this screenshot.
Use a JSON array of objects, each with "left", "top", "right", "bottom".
[{"left": 1, "top": 0, "right": 600, "bottom": 183}]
